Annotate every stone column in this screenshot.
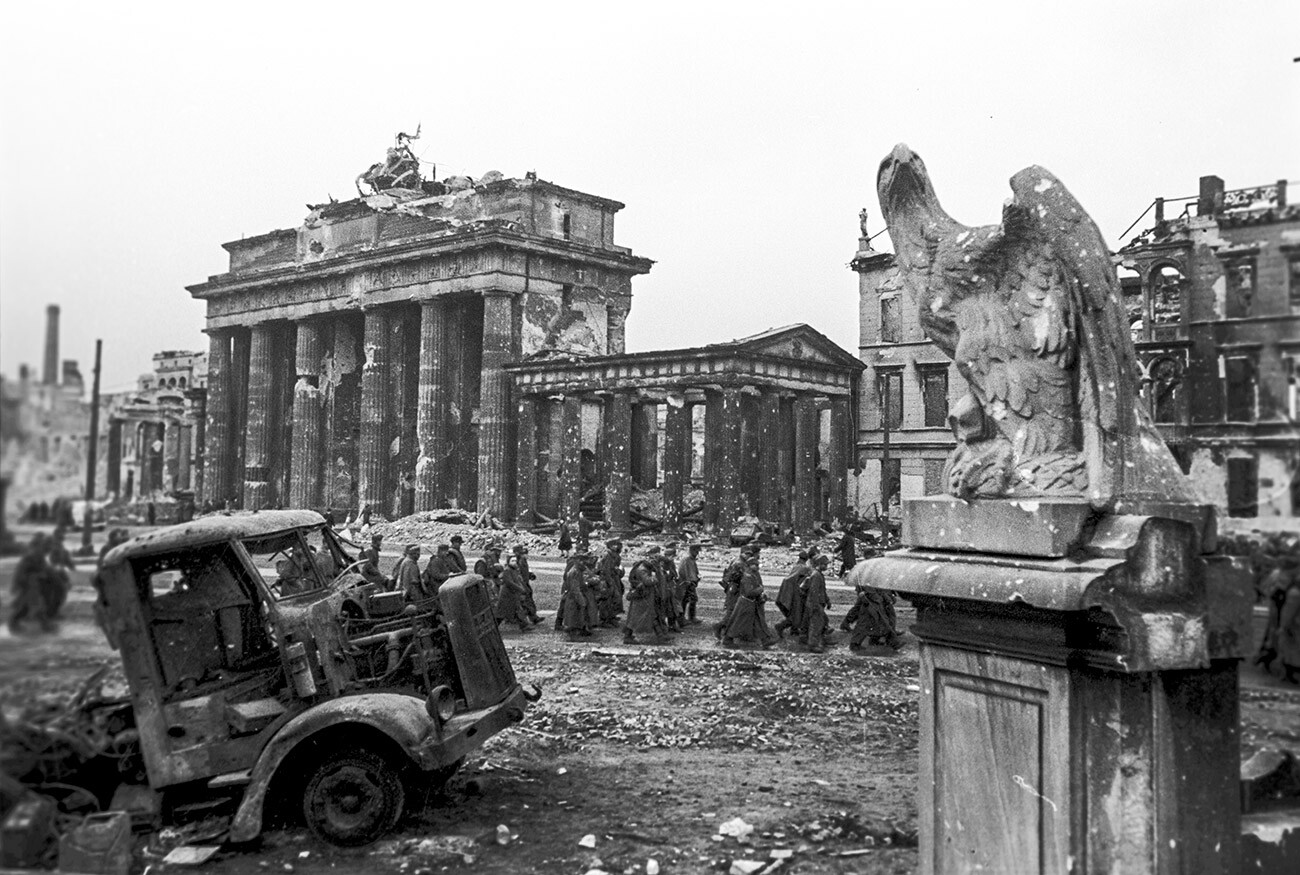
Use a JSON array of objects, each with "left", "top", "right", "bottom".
[
  {"left": 188, "top": 390, "right": 206, "bottom": 502},
  {"left": 604, "top": 393, "right": 633, "bottom": 536},
  {"left": 827, "top": 396, "right": 850, "bottom": 522},
  {"left": 242, "top": 323, "right": 275, "bottom": 510},
  {"left": 514, "top": 395, "right": 539, "bottom": 527},
  {"left": 290, "top": 321, "right": 325, "bottom": 509},
  {"left": 662, "top": 400, "right": 690, "bottom": 533},
  {"left": 203, "top": 331, "right": 231, "bottom": 506},
  {"left": 758, "top": 390, "right": 782, "bottom": 520},
  {"left": 558, "top": 395, "right": 584, "bottom": 525},
  {"left": 630, "top": 402, "right": 659, "bottom": 488},
  {"left": 177, "top": 425, "right": 191, "bottom": 491},
  {"left": 702, "top": 392, "right": 722, "bottom": 530},
  {"left": 387, "top": 314, "right": 413, "bottom": 518},
  {"left": 161, "top": 422, "right": 175, "bottom": 492},
  {"left": 415, "top": 299, "right": 451, "bottom": 511},
  {"left": 358, "top": 309, "right": 390, "bottom": 515},
  {"left": 477, "top": 291, "right": 515, "bottom": 517},
  {"left": 793, "top": 395, "right": 818, "bottom": 534},
  {"left": 230, "top": 330, "right": 250, "bottom": 505},
  {"left": 144, "top": 421, "right": 165, "bottom": 494},
  {"left": 715, "top": 387, "right": 744, "bottom": 542},
  {"left": 106, "top": 419, "right": 123, "bottom": 496}
]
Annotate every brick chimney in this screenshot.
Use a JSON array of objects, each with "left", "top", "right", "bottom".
[
  {"left": 43, "top": 304, "right": 60, "bottom": 385},
  {"left": 1198, "top": 175, "right": 1225, "bottom": 217}
]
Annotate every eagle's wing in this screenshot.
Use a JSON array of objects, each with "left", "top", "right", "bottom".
[{"left": 1007, "top": 167, "right": 1194, "bottom": 505}]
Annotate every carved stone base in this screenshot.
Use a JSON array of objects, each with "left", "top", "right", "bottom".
[{"left": 855, "top": 509, "right": 1251, "bottom": 874}]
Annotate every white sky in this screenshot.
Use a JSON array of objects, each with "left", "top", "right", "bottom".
[{"left": 2, "top": 2, "right": 1297, "bottom": 391}]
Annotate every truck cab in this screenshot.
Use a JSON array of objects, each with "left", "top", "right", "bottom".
[{"left": 97, "top": 510, "right": 535, "bottom": 846}]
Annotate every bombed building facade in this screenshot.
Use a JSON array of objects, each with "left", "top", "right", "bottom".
[
  {"left": 103, "top": 350, "right": 208, "bottom": 502},
  {"left": 189, "top": 140, "right": 861, "bottom": 535},
  {"left": 851, "top": 174, "right": 1300, "bottom": 520}
]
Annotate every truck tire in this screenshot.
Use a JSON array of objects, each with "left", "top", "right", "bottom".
[{"left": 302, "top": 749, "right": 405, "bottom": 846}]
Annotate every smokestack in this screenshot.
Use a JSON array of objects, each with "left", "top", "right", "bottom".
[{"left": 43, "top": 304, "right": 60, "bottom": 385}]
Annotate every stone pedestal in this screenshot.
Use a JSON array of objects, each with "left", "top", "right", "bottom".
[{"left": 854, "top": 498, "right": 1253, "bottom": 875}]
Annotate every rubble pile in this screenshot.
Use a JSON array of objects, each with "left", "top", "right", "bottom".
[
  {"left": 514, "top": 647, "right": 919, "bottom": 755},
  {"left": 368, "top": 513, "right": 564, "bottom": 556}
]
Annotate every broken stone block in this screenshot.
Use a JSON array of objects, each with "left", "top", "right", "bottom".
[{"left": 1242, "top": 748, "right": 1300, "bottom": 813}]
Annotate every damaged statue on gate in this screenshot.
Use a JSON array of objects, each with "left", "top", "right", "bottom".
[{"left": 861, "top": 145, "right": 1254, "bottom": 874}]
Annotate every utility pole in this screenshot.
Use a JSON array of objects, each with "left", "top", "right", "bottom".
[{"left": 78, "top": 339, "right": 103, "bottom": 556}]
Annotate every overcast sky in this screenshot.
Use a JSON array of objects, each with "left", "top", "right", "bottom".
[{"left": 2, "top": 2, "right": 1297, "bottom": 392}]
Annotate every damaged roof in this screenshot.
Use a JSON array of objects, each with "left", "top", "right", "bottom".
[{"left": 103, "top": 510, "right": 327, "bottom": 565}]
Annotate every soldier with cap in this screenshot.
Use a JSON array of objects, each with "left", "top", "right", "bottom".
[
  {"left": 559, "top": 552, "right": 595, "bottom": 639},
  {"left": 720, "top": 548, "right": 777, "bottom": 648},
  {"left": 358, "top": 533, "right": 387, "bottom": 587},
  {"left": 803, "top": 554, "right": 833, "bottom": 652},
  {"left": 677, "top": 542, "right": 703, "bottom": 624},
  {"left": 496, "top": 553, "right": 533, "bottom": 633},
  {"left": 659, "top": 543, "right": 685, "bottom": 632},
  {"left": 422, "top": 543, "right": 455, "bottom": 597},
  {"left": 624, "top": 546, "right": 667, "bottom": 644},
  {"left": 842, "top": 579, "right": 902, "bottom": 652},
  {"left": 597, "top": 538, "right": 625, "bottom": 626},
  {"left": 714, "top": 545, "right": 755, "bottom": 642},
  {"left": 474, "top": 546, "right": 503, "bottom": 581},
  {"left": 775, "top": 550, "right": 812, "bottom": 638},
  {"left": 447, "top": 534, "right": 468, "bottom": 573},
  {"left": 513, "top": 544, "right": 543, "bottom": 625},
  {"left": 393, "top": 544, "right": 427, "bottom": 602}
]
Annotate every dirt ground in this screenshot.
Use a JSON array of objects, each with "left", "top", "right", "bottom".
[{"left": 2, "top": 531, "right": 1297, "bottom": 875}]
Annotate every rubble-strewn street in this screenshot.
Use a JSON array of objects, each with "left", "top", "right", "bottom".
[{"left": 3, "top": 528, "right": 1298, "bottom": 874}]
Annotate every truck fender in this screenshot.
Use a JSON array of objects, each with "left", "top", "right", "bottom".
[{"left": 229, "top": 693, "right": 432, "bottom": 843}]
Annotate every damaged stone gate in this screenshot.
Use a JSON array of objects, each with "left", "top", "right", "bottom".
[{"left": 188, "top": 139, "right": 861, "bottom": 534}]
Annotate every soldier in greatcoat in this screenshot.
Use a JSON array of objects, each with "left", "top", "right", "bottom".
[
  {"left": 803, "top": 554, "right": 832, "bottom": 653},
  {"left": 677, "top": 542, "right": 703, "bottom": 624},
  {"left": 775, "top": 551, "right": 811, "bottom": 639},
  {"left": 624, "top": 548, "right": 666, "bottom": 644}
]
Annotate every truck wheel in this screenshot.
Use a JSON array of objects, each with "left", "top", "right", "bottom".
[{"left": 302, "top": 749, "right": 405, "bottom": 846}]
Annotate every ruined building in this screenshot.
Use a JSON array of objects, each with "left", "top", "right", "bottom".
[
  {"left": 1116, "top": 175, "right": 1298, "bottom": 518},
  {"left": 190, "top": 139, "right": 862, "bottom": 534},
  {"left": 103, "top": 350, "right": 208, "bottom": 501},
  {"left": 0, "top": 306, "right": 93, "bottom": 510},
  {"left": 851, "top": 174, "right": 1300, "bottom": 520}
]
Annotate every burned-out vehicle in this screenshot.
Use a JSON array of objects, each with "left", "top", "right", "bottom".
[{"left": 97, "top": 510, "right": 536, "bottom": 846}]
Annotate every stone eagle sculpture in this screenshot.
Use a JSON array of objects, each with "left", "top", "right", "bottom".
[{"left": 876, "top": 144, "right": 1194, "bottom": 508}]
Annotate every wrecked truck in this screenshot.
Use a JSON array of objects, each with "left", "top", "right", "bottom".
[{"left": 95, "top": 510, "right": 537, "bottom": 846}]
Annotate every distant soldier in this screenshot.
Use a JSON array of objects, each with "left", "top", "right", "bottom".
[
  {"left": 624, "top": 548, "right": 666, "bottom": 645},
  {"left": 512, "top": 545, "right": 542, "bottom": 625},
  {"left": 597, "top": 539, "right": 625, "bottom": 626},
  {"left": 9, "top": 534, "right": 54, "bottom": 633},
  {"left": 774, "top": 550, "right": 811, "bottom": 639},
  {"left": 803, "top": 554, "right": 832, "bottom": 653},
  {"left": 719, "top": 549, "right": 776, "bottom": 648},
  {"left": 357, "top": 533, "right": 387, "bottom": 587},
  {"left": 447, "top": 535, "right": 468, "bottom": 573},
  {"left": 659, "top": 543, "right": 684, "bottom": 633},
  {"left": 560, "top": 554, "right": 594, "bottom": 640},
  {"left": 557, "top": 522, "right": 573, "bottom": 557},
  {"left": 474, "top": 546, "right": 502, "bottom": 580},
  {"left": 677, "top": 542, "right": 703, "bottom": 624},
  {"left": 422, "top": 543, "right": 455, "bottom": 596},
  {"left": 714, "top": 546, "right": 755, "bottom": 642},
  {"left": 842, "top": 580, "right": 902, "bottom": 652},
  {"left": 496, "top": 554, "right": 532, "bottom": 632},
  {"left": 1258, "top": 556, "right": 1300, "bottom": 684},
  {"left": 392, "top": 545, "right": 425, "bottom": 601}
]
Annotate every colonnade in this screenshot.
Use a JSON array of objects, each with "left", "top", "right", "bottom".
[
  {"left": 202, "top": 294, "right": 521, "bottom": 517},
  {"left": 513, "top": 385, "right": 851, "bottom": 538}
]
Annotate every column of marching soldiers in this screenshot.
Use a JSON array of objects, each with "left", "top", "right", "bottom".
[{"left": 353, "top": 532, "right": 903, "bottom": 654}]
